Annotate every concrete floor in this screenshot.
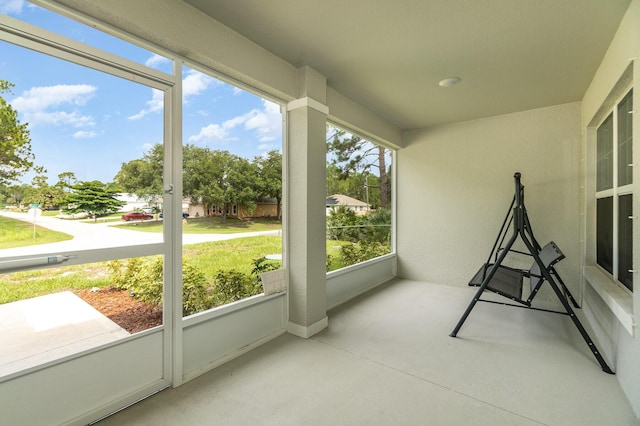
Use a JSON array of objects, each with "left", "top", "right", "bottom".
[
  {"left": 0, "top": 291, "right": 129, "bottom": 377},
  {"left": 96, "top": 279, "right": 638, "bottom": 425}
]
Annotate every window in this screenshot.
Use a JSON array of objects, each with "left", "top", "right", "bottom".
[
  {"left": 326, "top": 124, "right": 393, "bottom": 271},
  {"left": 596, "top": 89, "right": 633, "bottom": 292},
  {"left": 0, "top": 6, "right": 285, "bottom": 377},
  {"left": 180, "top": 65, "right": 283, "bottom": 317},
  {"left": 0, "top": 10, "right": 172, "bottom": 376}
]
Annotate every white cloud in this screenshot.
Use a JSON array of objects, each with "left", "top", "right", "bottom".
[
  {"left": 144, "top": 53, "right": 169, "bottom": 69},
  {"left": 73, "top": 130, "right": 98, "bottom": 138},
  {"left": 0, "top": 0, "right": 25, "bottom": 14},
  {"left": 257, "top": 143, "right": 277, "bottom": 151},
  {"left": 128, "top": 88, "right": 163, "bottom": 120},
  {"left": 183, "top": 69, "right": 219, "bottom": 101},
  {"left": 12, "top": 84, "right": 96, "bottom": 111},
  {"left": 243, "top": 100, "right": 282, "bottom": 142},
  {"left": 187, "top": 99, "right": 281, "bottom": 145},
  {"left": 188, "top": 114, "right": 243, "bottom": 143},
  {"left": 11, "top": 84, "right": 97, "bottom": 127},
  {"left": 129, "top": 70, "right": 217, "bottom": 121},
  {"left": 188, "top": 123, "right": 230, "bottom": 143}
]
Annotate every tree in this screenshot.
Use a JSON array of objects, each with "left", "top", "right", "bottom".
[
  {"left": 115, "top": 144, "right": 262, "bottom": 222},
  {"left": 327, "top": 163, "right": 382, "bottom": 208},
  {"left": 56, "top": 171, "right": 78, "bottom": 193},
  {"left": 2, "top": 183, "right": 30, "bottom": 207},
  {"left": 114, "top": 143, "right": 163, "bottom": 203},
  {"left": 62, "top": 180, "right": 126, "bottom": 217},
  {"left": 0, "top": 80, "right": 34, "bottom": 185},
  {"left": 182, "top": 145, "right": 223, "bottom": 216},
  {"left": 24, "top": 166, "right": 64, "bottom": 210},
  {"left": 183, "top": 146, "right": 258, "bottom": 223},
  {"left": 254, "top": 150, "right": 282, "bottom": 220},
  {"left": 327, "top": 126, "right": 390, "bottom": 209},
  {"left": 223, "top": 154, "right": 258, "bottom": 221}
]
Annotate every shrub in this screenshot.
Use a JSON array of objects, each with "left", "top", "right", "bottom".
[
  {"left": 339, "top": 241, "right": 390, "bottom": 267},
  {"left": 107, "top": 257, "right": 213, "bottom": 315},
  {"left": 107, "top": 257, "right": 142, "bottom": 291},
  {"left": 359, "top": 208, "right": 391, "bottom": 244},
  {"left": 181, "top": 262, "right": 212, "bottom": 315},
  {"left": 326, "top": 205, "right": 361, "bottom": 242},
  {"left": 250, "top": 256, "right": 280, "bottom": 282},
  {"left": 326, "top": 253, "right": 335, "bottom": 271},
  {"left": 126, "top": 257, "right": 163, "bottom": 307},
  {"left": 212, "top": 270, "right": 257, "bottom": 306}
]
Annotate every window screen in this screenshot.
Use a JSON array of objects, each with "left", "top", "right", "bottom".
[
  {"left": 618, "top": 194, "right": 633, "bottom": 291},
  {"left": 596, "top": 196, "right": 614, "bottom": 275}
]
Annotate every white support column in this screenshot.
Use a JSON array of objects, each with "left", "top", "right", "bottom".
[{"left": 286, "top": 67, "right": 329, "bottom": 338}]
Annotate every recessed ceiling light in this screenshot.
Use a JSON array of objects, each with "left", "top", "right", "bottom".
[{"left": 439, "top": 77, "right": 461, "bottom": 87}]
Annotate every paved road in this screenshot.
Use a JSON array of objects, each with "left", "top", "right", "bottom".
[{"left": 0, "top": 211, "right": 281, "bottom": 258}]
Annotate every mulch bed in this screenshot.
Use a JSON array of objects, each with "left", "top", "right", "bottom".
[{"left": 75, "top": 287, "right": 163, "bottom": 333}]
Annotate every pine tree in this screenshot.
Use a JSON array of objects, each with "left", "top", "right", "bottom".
[
  {"left": 63, "top": 180, "right": 126, "bottom": 217},
  {"left": 0, "top": 80, "right": 34, "bottom": 184}
]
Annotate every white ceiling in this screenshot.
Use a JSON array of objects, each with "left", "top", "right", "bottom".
[{"left": 183, "top": 0, "right": 631, "bottom": 130}]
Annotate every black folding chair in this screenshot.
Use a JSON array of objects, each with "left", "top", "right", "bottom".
[{"left": 449, "top": 172, "right": 614, "bottom": 374}]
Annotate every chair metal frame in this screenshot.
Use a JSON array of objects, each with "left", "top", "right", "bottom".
[{"left": 449, "top": 172, "right": 614, "bottom": 374}]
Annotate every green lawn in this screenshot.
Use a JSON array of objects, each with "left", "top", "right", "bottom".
[
  {"left": 81, "top": 216, "right": 123, "bottom": 224},
  {"left": 0, "top": 263, "right": 111, "bottom": 303},
  {"left": 0, "top": 216, "right": 73, "bottom": 249},
  {"left": 183, "top": 236, "right": 282, "bottom": 275},
  {"left": 114, "top": 216, "right": 282, "bottom": 234},
  {"left": 0, "top": 235, "right": 283, "bottom": 304}
]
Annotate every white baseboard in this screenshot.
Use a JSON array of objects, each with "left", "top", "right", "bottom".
[{"left": 287, "top": 316, "right": 328, "bottom": 338}]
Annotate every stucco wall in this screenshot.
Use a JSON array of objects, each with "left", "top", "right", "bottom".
[{"left": 397, "top": 102, "right": 582, "bottom": 299}]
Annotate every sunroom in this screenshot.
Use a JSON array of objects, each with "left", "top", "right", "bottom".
[{"left": 0, "top": 0, "right": 638, "bottom": 424}]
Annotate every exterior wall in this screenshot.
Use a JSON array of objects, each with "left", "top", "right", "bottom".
[
  {"left": 398, "top": 102, "right": 582, "bottom": 302},
  {"left": 187, "top": 204, "right": 205, "bottom": 218},
  {"left": 191, "top": 203, "right": 278, "bottom": 219},
  {"left": 240, "top": 203, "right": 278, "bottom": 218},
  {"left": 581, "top": 0, "right": 640, "bottom": 416}
]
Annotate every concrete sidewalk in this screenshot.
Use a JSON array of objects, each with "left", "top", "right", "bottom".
[
  {"left": 0, "top": 291, "right": 130, "bottom": 377},
  {"left": 0, "top": 211, "right": 281, "bottom": 257}
]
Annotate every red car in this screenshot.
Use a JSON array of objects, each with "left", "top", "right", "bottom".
[{"left": 121, "top": 211, "right": 153, "bottom": 221}]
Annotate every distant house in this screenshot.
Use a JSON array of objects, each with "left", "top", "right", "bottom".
[
  {"left": 117, "top": 194, "right": 149, "bottom": 212},
  {"left": 120, "top": 195, "right": 278, "bottom": 219},
  {"left": 187, "top": 197, "right": 278, "bottom": 219},
  {"left": 326, "top": 194, "right": 370, "bottom": 216}
]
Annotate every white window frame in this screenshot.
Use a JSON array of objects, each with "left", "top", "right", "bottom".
[
  {"left": 0, "top": 13, "right": 183, "bottom": 382},
  {"left": 325, "top": 121, "right": 396, "bottom": 273},
  {"left": 595, "top": 87, "right": 634, "bottom": 294}
]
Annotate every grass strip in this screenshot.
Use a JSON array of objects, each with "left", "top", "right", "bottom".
[{"left": 0, "top": 216, "right": 72, "bottom": 249}]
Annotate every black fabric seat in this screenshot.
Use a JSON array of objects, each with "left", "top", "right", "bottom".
[
  {"left": 469, "top": 241, "right": 565, "bottom": 305},
  {"left": 528, "top": 241, "right": 564, "bottom": 294},
  {"left": 469, "top": 263, "right": 523, "bottom": 300}
]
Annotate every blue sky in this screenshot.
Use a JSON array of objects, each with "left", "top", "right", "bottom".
[{"left": 0, "top": 1, "right": 282, "bottom": 186}]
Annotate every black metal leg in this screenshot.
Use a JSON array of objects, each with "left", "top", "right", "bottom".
[
  {"left": 450, "top": 233, "right": 518, "bottom": 337},
  {"left": 552, "top": 269, "right": 580, "bottom": 308},
  {"left": 522, "top": 237, "right": 614, "bottom": 374}
]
